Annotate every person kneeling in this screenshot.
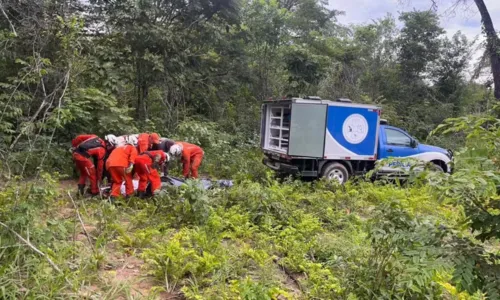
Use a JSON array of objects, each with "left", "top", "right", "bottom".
[{"left": 135, "top": 150, "right": 169, "bottom": 198}]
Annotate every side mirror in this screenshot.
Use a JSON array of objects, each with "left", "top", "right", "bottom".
[{"left": 410, "top": 139, "right": 418, "bottom": 148}]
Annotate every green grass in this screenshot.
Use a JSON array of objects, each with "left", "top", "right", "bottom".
[{"left": 1, "top": 167, "right": 486, "bottom": 299}]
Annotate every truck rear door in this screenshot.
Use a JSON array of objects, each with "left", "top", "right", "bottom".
[
  {"left": 261, "top": 102, "right": 292, "bottom": 154},
  {"left": 260, "top": 104, "right": 267, "bottom": 148},
  {"left": 288, "top": 103, "right": 327, "bottom": 157}
]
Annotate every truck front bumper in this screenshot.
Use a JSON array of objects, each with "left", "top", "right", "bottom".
[{"left": 262, "top": 158, "right": 299, "bottom": 174}]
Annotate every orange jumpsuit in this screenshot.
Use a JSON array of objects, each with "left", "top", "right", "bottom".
[
  {"left": 72, "top": 135, "right": 106, "bottom": 195},
  {"left": 137, "top": 133, "right": 160, "bottom": 154},
  {"left": 178, "top": 142, "right": 204, "bottom": 179},
  {"left": 105, "top": 144, "right": 138, "bottom": 197},
  {"left": 134, "top": 150, "right": 168, "bottom": 194}
]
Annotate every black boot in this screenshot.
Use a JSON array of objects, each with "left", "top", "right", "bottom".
[
  {"left": 137, "top": 191, "right": 146, "bottom": 199},
  {"left": 77, "top": 184, "right": 85, "bottom": 196}
]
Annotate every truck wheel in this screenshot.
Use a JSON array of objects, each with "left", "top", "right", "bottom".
[
  {"left": 429, "top": 162, "right": 444, "bottom": 172},
  {"left": 321, "top": 162, "right": 349, "bottom": 184}
]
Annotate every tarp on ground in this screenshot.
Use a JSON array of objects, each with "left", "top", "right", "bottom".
[{"left": 103, "top": 176, "right": 233, "bottom": 196}]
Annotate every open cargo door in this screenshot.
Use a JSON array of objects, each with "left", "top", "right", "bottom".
[
  {"left": 262, "top": 103, "right": 292, "bottom": 153},
  {"left": 260, "top": 104, "right": 267, "bottom": 148},
  {"left": 288, "top": 103, "right": 327, "bottom": 157}
]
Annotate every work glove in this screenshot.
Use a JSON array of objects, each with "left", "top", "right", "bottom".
[
  {"left": 154, "top": 154, "right": 161, "bottom": 163},
  {"left": 69, "top": 147, "right": 75, "bottom": 153},
  {"left": 125, "top": 163, "right": 134, "bottom": 174}
]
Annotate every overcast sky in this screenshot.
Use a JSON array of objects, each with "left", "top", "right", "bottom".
[
  {"left": 328, "top": 0, "right": 499, "bottom": 39},
  {"left": 327, "top": 0, "right": 499, "bottom": 77}
]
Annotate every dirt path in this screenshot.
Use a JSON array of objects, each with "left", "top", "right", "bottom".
[
  {"left": 100, "top": 245, "right": 174, "bottom": 299},
  {"left": 58, "top": 180, "right": 178, "bottom": 299}
]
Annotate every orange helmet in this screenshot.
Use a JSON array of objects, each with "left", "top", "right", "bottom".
[{"left": 150, "top": 133, "right": 160, "bottom": 144}]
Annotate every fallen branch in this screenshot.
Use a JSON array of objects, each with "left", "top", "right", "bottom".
[
  {"left": 67, "top": 191, "right": 96, "bottom": 253},
  {"left": 0, "top": 221, "right": 72, "bottom": 286},
  {"left": 273, "top": 257, "right": 304, "bottom": 292}
]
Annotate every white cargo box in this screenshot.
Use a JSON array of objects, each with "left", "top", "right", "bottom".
[{"left": 261, "top": 98, "right": 380, "bottom": 160}]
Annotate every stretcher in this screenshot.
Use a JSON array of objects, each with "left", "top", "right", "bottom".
[{"left": 100, "top": 176, "right": 233, "bottom": 196}]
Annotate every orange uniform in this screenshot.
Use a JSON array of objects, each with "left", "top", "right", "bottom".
[
  {"left": 178, "top": 142, "right": 204, "bottom": 179},
  {"left": 106, "top": 144, "right": 138, "bottom": 197},
  {"left": 72, "top": 134, "right": 106, "bottom": 195},
  {"left": 134, "top": 150, "right": 168, "bottom": 195},
  {"left": 137, "top": 133, "right": 160, "bottom": 154}
]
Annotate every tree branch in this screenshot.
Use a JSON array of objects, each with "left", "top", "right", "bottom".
[
  {"left": 0, "top": 0, "right": 17, "bottom": 36},
  {"left": 67, "top": 191, "right": 96, "bottom": 253},
  {"left": 8, "top": 68, "right": 58, "bottom": 150},
  {"left": 0, "top": 221, "right": 71, "bottom": 286},
  {"left": 36, "top": 68, "right": 71, "bottom": 174}
]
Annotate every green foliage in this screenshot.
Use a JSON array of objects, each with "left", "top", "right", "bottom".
[
  {"left": 0, "top": 174, "right": 101, "bottom": 298},
  {"left": 57, "top": 88, "right": 137, "bottom": 137},
  {"left": 171, "top": 119, "right": 267, "bottom": 180},
  {"left": 132, "top": 172, "right": 487, "bottom": 298},
  {"left": 0, "top": 0, "right": 499, "bottom": 298},
  {"left": 429, "top": 104, "right": 500, "bottom": 297},
  {"left": 230, "top": 277, "right": 289, "bottom": 300},
  {"left": 398, "top": 11, "right": 444, "bottom": 78},
  {"left": 358, "top": 203, "right": 451, "bottom": 298},
  {"left": 3, "top": 149, "right": 500, "bottom": 299},
  {"left": 0, "top": 0, "right": 491, "bottom": 177}
]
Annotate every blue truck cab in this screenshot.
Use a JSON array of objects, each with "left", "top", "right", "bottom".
[{"left": 260, "top": 97, "right": 453, "bottom": 183}]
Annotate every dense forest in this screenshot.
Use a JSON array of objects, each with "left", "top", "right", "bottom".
[
  {"left": 1, "top": 0, "right": 500, "bottom": 299},
  {"left": 0, "top": 0, "right": 498, "bottom": 175}
]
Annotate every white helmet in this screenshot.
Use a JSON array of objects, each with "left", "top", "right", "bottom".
[
  {"left": 164, "top": 152, "right": 171, "bottom": 162},
  {"left": 115, "top": 136, "right": 127, "bottom": 146},
  {"left": 104, "top": 134, "right": 118, "bottom": 146},
  {"left": 169, "top": 144, "right": 183, "bottom": 157},
  {"left": 126, "top": 134, "right": 139, "bottom": 146}
]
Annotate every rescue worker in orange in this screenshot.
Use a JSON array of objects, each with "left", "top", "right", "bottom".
[
  {"left": 71, "top": 134, "right": 106, "bottom": 196},
  {"left": 134, "top": 150, "right": 170, "bottom": 198},
  {"left": 137, "top": 133, "right": 161, "bottom": 154},
  {"left": 152, "top": 137, "right": 175, "bottom": 175},
  {"left": 105, "top": 142, "right": 138, "bottom": 202},
  {"left": 103, "top": 134, "right": 119, "bottom": 183},
  {"left": 169, "top": 142, "right": 204, "bottom": 179}
]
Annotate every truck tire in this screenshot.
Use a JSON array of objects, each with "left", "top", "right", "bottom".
[
  {"left": 429, "top": 162, "right": 444, "bottom": 172},
  {"left": 432, "top": 164, "right": 444, "bottom": 172},
  {"left": 321, "top": 162, "right": 349, "bottom": 184}
]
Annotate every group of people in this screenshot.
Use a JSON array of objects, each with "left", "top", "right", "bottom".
[{"left": 70, "top": 133, "right": 204, "bottom": 201}]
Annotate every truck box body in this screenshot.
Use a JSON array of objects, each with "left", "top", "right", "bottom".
[
  {"left": 261, "top": 99, "right": 380, "bottom": 160},
  {"left": 261, "top": 97, "right": 453, "bottom": 183}
]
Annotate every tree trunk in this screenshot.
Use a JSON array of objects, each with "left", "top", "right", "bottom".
[
  {"left": 142, "top": 83, "right": 149, "bottom": 120},
  {"left": 474, "top": 0, "right": 500, "bottom": 99},
  {"left": 136, "top": 58, "right": 142, "bottom": 120}
]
